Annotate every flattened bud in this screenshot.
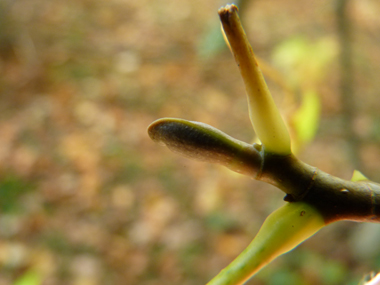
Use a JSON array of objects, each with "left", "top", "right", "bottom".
[{"left": 148, "top": 118, "right": 261, "bottom": 177}]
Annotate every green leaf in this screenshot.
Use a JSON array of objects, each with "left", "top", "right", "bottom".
[
  {"left": 272, "top": 36, "right": 337, "bottom": 85},
  {"left": 13, "top": 270, "right": 41, "bottom": 285},
  {"left": 292, "top": 90, "right": 321, "bottom": 144}
]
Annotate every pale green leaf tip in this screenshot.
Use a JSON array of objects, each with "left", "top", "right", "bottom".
[
  {"left": 292, "top": 90, "right": 320, "bottom": 144},
  {"left": 351, "top": 170, "right": 368, "bottom": 182},
  {"left": 13, "top": 270, "right": 41, "bottom": 285}
]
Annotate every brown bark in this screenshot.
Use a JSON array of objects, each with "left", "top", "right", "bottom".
[{"left": 148, "top": 118, "right": 380, "bottom": 225}]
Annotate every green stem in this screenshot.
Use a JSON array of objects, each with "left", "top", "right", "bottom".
[
  {"left": 218, "top": 5, "right": 291, "bottom": 155},
  {"left": 206, "top": 202, "right": 324, "bottom": 285}
]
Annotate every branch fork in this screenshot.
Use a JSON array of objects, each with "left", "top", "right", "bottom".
[{"left": 147, "top": 4, "right": 380, "bottom": 285}]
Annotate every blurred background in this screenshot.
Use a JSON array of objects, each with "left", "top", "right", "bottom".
[{"left": 1, "top": 0, "right": 380, "bottom": 284}]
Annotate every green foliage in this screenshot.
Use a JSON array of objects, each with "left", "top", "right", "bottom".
[
  {"left": 13, "top": 270, "right": 41, "bottom": 285},
  {"left": 0, "top": 175, "right": 34, "bottom": 213},
  {"left": 267, "top": 269, "right": 304, "bottom": 285},
  {"left": 271, "top": 36, "right": 337, "bottom": 85},
  {"left": 271, "top": 36, "right": 336, "bottom": 149},
  {"left": 197, "top": 24, "right": 226, "bottom": 60},
  {"left": 292, "top": 90, "right": 321, "bottom": 144},
  {"left": 205, "top": 211, "right": 237, "bottom": 232},
  {"left": 320, "top": 260, "right": 347, "bottom": 285}
]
